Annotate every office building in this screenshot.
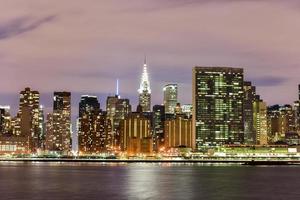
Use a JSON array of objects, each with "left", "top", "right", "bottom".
[
  {"left": 165, "top": 115, "right": 193, "bottom": 149},
  {"left": 192, "top": 67, "right": 244, "bottom": 149},
  {"left": 119, "top": 112, "right": 152, "bottom": 154},
  {"left": 152, "top": 105, "right": 165, "bottom": 151},
  {"left": 106, "top": 95, "right": 131, "bottom": 147},
  {"left": 163, "top": 84, "right": 178, "bottom": 114},
  {"left": 46, "top": 92, "right": 71, "bottom": 154},
  {"left": 253, "top": 96, "right": 268, "bottom": 145},
  {"left": 78, "top": 95, "right": 112, "bottom": 154},
  {"left": 18, "top": 87, "right": 42, "bottom": 152}
]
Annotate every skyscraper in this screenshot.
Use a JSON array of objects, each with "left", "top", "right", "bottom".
[
  {"left": 78, "top": 95, "right": 112, "bottom": 154},
  {"left": 0, "top": 108, "right": 5, "bottom": 135},
  {"left": 47, "top": 92, "right": 71, "bottom": 154},
  {"left": 163, "top": 84, "right": 178, "bottom": 114},
  {"left": 106, "top": 95, "right": 131, "bottom": 147},
  {"left": 152, "top": 105, "right": 165, "bottom": 151},
  {"left": 253, "top": 96, "right": 268, "bottom": 145},
  {"left": 192, "top": 67, "right": 244, "bottom": 149},
  {"left": 138, "top": 58, "right": 151, "bottom": 112},
  {"left": 243, "top": 81, "right": 257, "bottom": 144},
  {"left": 18, "top": 87, "right": 42, "bottom": 152}
]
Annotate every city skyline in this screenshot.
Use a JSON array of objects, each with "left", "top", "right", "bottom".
[
  {"left": 1, "top": 63, "right": 300, "bottom": 117},
  {"left": 1, "top": 1, "right": 300, "bottom": 116}
]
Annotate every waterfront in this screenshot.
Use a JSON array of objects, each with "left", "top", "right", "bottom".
[{"left": 0, "top": 162, "right": 299, "bottom": 200}]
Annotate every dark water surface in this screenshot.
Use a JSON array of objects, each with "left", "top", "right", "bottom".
[{"left": 0, "top": 162, "right": 299, "bottom": 200}]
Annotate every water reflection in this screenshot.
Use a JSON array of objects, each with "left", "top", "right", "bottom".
[{"left": 0, "top": 162, "right": 299, "bottom": 200}]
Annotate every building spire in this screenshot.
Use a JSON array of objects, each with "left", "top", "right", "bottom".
[
  {"left": 116, "top": 79, "right": 119, "bottom": 97},
  {"left": 138, "top": 57, "right": 151, "bottom": 94}
]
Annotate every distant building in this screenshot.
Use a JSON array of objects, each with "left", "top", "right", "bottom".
[
  {"left": 192, "top": 67, "right": 244, "bottom": 149},
  {"left": 106, "top": 95, "right": 131, "bottom": 147},
  {"left": 18, "top": 87, "right": 42, "bottom": 152},
  {"left": 120, "top": 112, "right": 152, "bottom": 154},
  {"left": 0, "top": 108, "right": 4, "bottom": 134},
  {"left": 45, "top": 92, "right": 71, "bottom": 154},
  {"left": 152, "top": 105, "right": 165, "bottom": 151},
  {"left": 163, "top": 84, "right": 178, "bottom": 114},
  {"left": 253, "top": 96, "right": 268, "bottom": 145},
  {"left": 181, "top": 104, "right": 193, "bottom": 119},
  {"left": 78, "top": 95, "right": 112, "bottom": 154},
  {"left": 0, "top": 106, "right": 11, "bottom": 136},
  {"left": 243, "top": 81, "right": 257, "bottom": 145},
  {"left": 165, "top": 116, "right": 193, "bottom": 149},
  {"left": 0, "top": 136, "right": 28, "bottom": 154},
  {"left": 138, "top": 58, "right": 151, "bottom": 112},
  {"left": 267, "top": 104, "right": 296, "bottom": 143}
]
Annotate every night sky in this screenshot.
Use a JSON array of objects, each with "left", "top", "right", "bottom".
[{"left": 1, "top": 0, "right": 300, "bottom": 117}]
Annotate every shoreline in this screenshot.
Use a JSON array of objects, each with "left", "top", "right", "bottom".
[{"left": 0, "top": 158, "right": 300, "bottom": 165}]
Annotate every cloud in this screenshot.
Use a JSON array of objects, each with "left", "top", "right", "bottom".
[
  {"left": 250, "top": 76, "right": 289, "bottom": 87},
  {"left": 0, "top": 15, "right": 56, "bottom": 40}
]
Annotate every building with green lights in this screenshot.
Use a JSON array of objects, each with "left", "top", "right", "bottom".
[{"left": 192, "top": 67, "right": 244, "bottom": 150}]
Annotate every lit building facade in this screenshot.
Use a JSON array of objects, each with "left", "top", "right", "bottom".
[
  {"left": 253, "top": 97, "right": 268, "bottom": 145},
  {"left": 163, "top": 84, "right": 178, "bottom": 114},
  {"left": 181, "top": 104, "right": 193, "bottom": 119},
  {"left": 106, "top": 95, "right": 131, "bottom": 147},
  {"left": 78, "top": 95, "right": 112, "bottom": 154},
  {"left": 152, "top": 105, "right": 165, "bottom": 151},
  {"left": 267, "top": 104, "right": 296, "bottom": 143},
  {"left": 46, "top": 92, "right": 71, "bottom": 154},
  {"left": 164, "top": 115, "right": 193, "bottom": 149},
  {"left": 192, "top": 67, "right": 244, "bottom": 149},
  {"left": 18, "top": 87, "right": 42, "bottom": 152},
  {"left": 138, "top": 59, "right": 151, "bottom": 112},
  {"left": 0, "top": 106, "right": 11, "bottom": 136},
  {"left": 243, "top": 81, "right": 257, "bottom": 145},
  {"left": 119, "top": 112, "right": 152, "bottom": 154}
]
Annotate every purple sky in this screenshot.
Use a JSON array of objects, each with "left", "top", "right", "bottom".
[{"left": 1, "top": 0, "right": 300, "bottom": 116}]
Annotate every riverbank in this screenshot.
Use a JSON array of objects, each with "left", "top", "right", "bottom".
[{"left": 0, "top": 158, "right": 300, "bottom": 165}]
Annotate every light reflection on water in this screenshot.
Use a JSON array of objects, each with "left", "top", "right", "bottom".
[{"left": 0, "top": 162, "right": 299, "bottom": 200}]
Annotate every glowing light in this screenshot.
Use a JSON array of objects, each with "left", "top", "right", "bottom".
[{"left": 138, "top": 58, "right": 151, "bottom": 94}]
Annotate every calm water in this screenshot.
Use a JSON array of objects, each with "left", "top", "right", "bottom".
[{"left": 0, "top": 162, "right": 299, "bottom": 200}]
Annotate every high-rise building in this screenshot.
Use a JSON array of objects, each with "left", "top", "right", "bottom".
[
  {"left": 163, "top": 84, "right": 178, "bottom": 114},
  {"left": 267, "top": 104, "right": 296, "bottom": 143},
  {"left": 253, "top": 96, "right": 268, "bottom": 145},
  {"left": 45, "top": 113, "right": 54, "bottom": 151},
  {"left": 47, "top": 92, "right": 71, "bottom": 154},
  {"left": 164, "top": 115, "right": 193, "bottom": 149},
  {"left": 138, "top": 58, "right": 151, "bottom": 112},
  {"left": 18, "top": 87, "right": 42, "bottom": 152},
  {"left": 294, "top": 85, "right": 300, "bottom": 133},
  {"left": 39, "top": 105, "right": 45, "bottom": 149},
  {"left": 0, "top": 108, "right": 5, "bottom": 135},
  {"left": 106, "top": 95, "right": 131, "bottom": 147},
  {"left": 78, "top": 95, "right": 112, "bottom": 154},
  {"left": 79, "top": 95, "right": 100, "bottom": 117},
  {"left": 152, "top": 105, "right": 165, "bottom": 151},
  {"left": 192, "top": 67, "right": 244, "bottom": 149},
  {"left": 243, "top": 81, "right": 257, "bottom": 145}
]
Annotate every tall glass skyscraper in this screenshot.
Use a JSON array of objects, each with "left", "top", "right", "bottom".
[
  {"left": 138, "top": 58, "right": 151, "bottom": 112},
  {"left": 192, "top": 67, "right": 244, "bottom": 149},
  {"left": 163, "top": 84, "right": 178, "bottom": 114}
]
